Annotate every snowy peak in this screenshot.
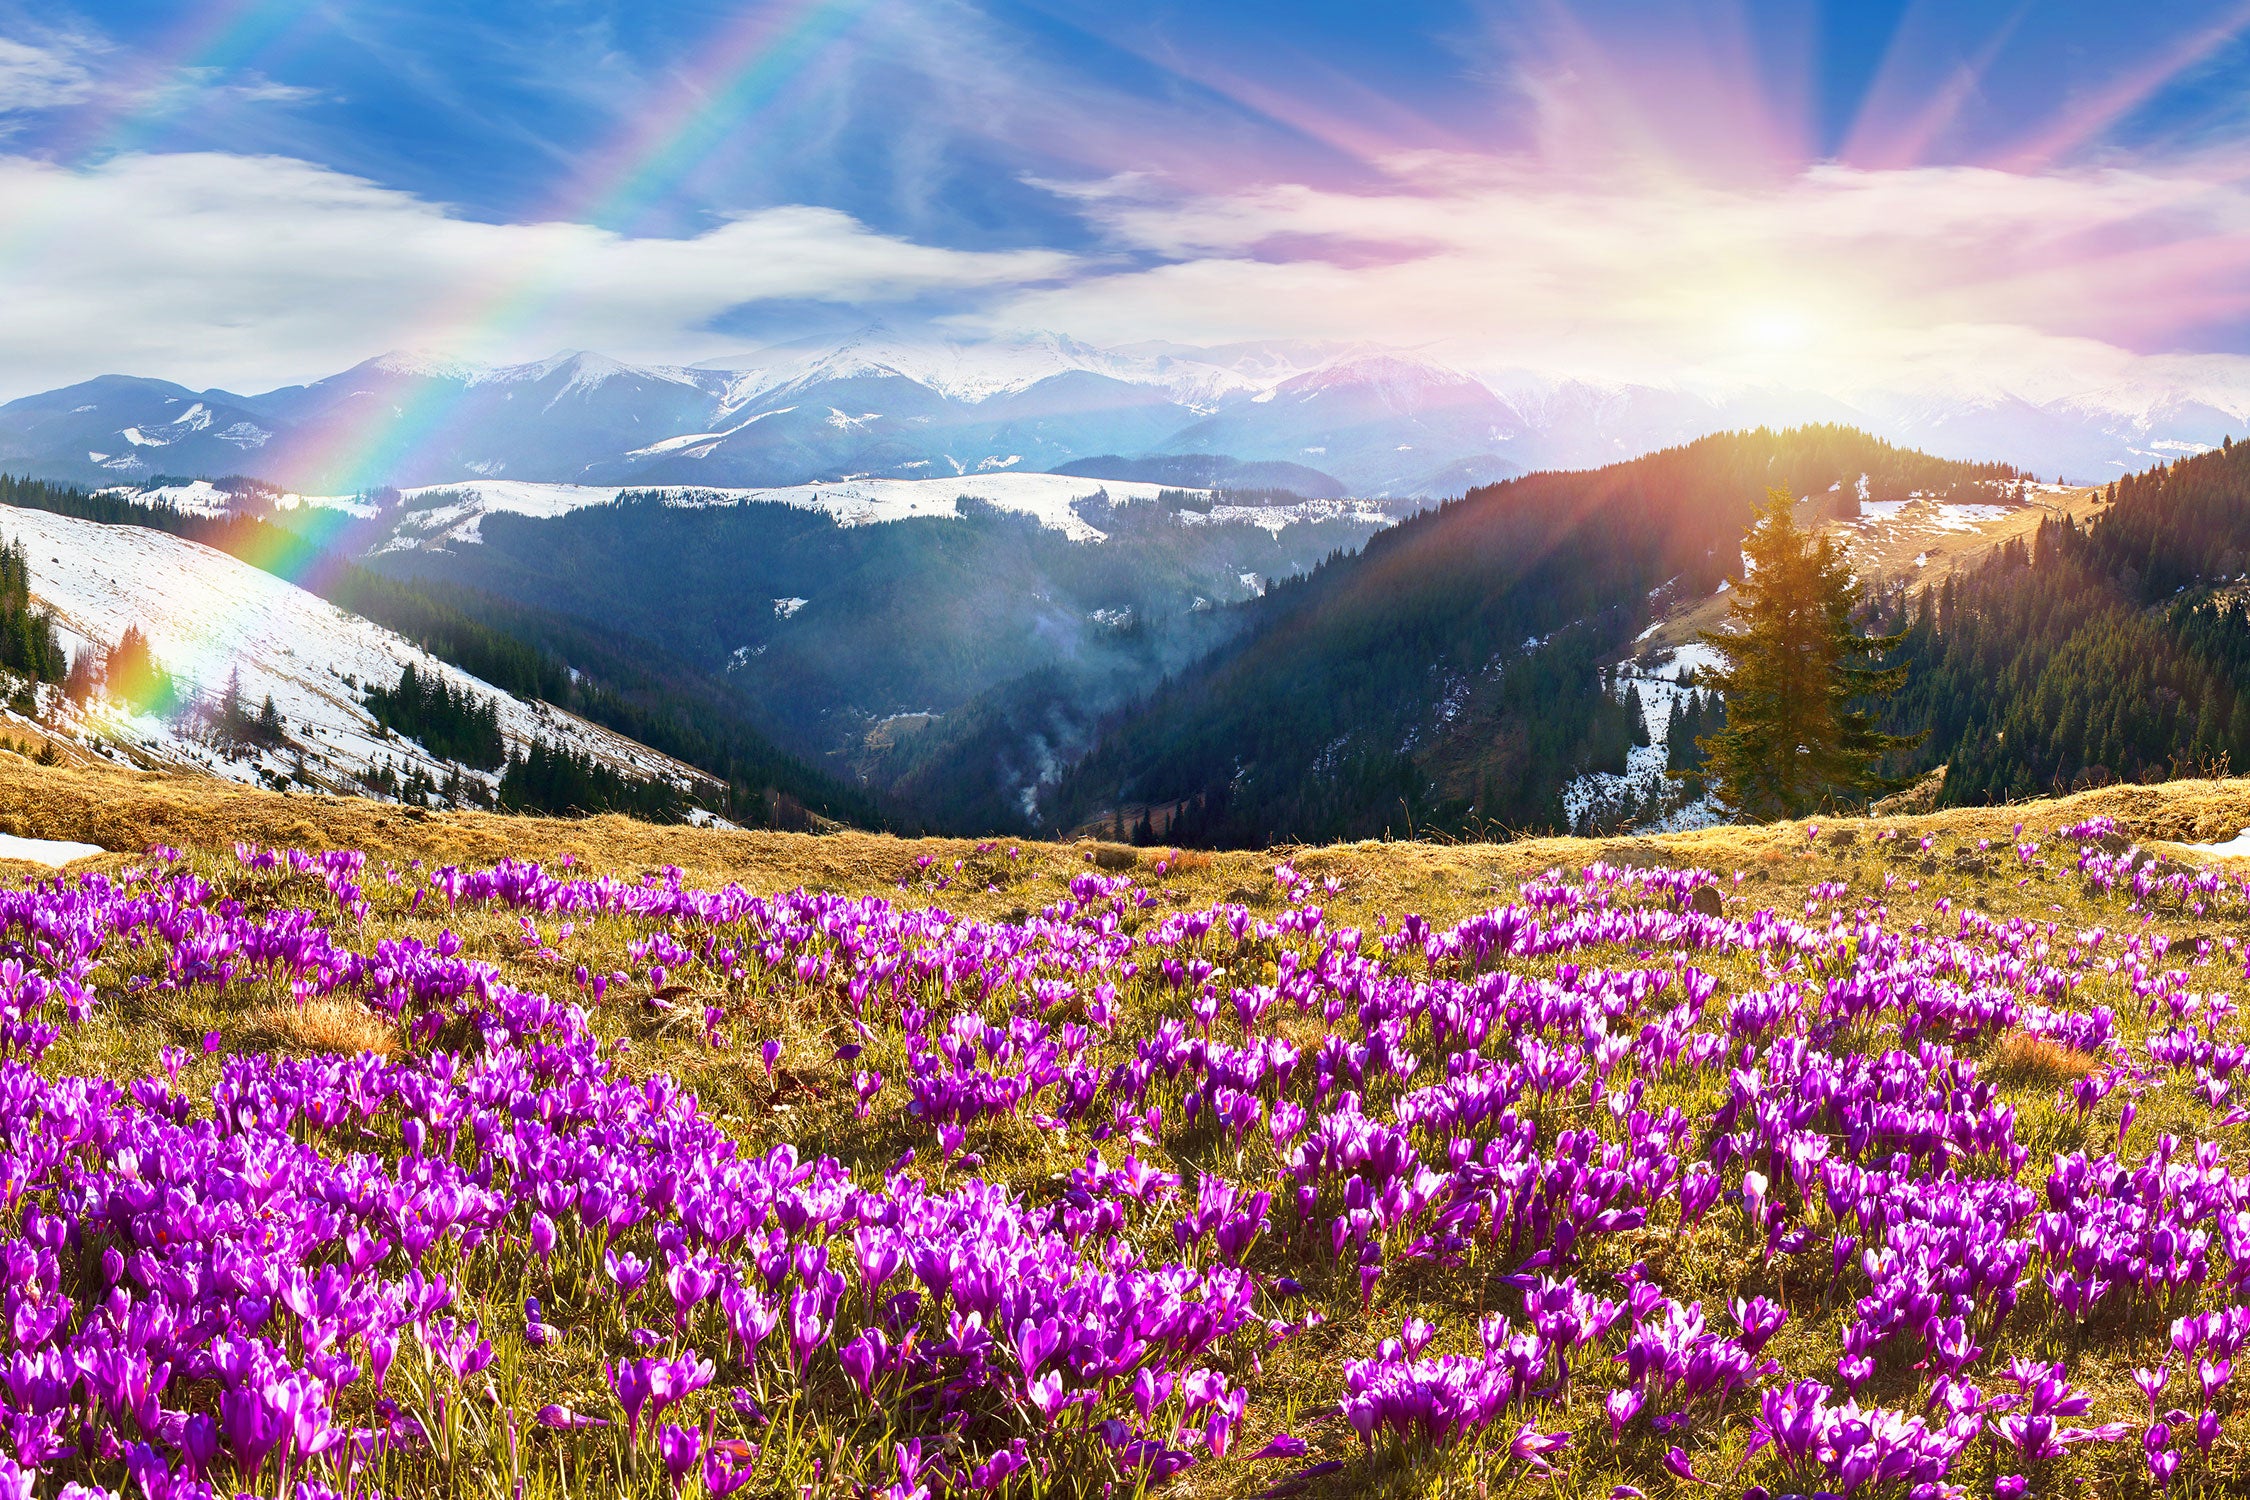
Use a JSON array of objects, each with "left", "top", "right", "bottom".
[
  {"left": 7, "top": 327, "right": 2250, "bottom": 499},
  {"left": 360, "top": 350, "right": 487, "bottom": 383},
  {"left": 1277, "top": 350, "right": 1493, "bottom": 406},
  {"left": 702, "top": 324, "right": 1133, "bottom": 405},
  {"left": 471, "top": 351, "right": 712, "bottom": 396}
]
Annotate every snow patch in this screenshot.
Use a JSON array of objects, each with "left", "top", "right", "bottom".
[
  {"left": 0, "top": 833, "right": 104, "bottom": 867},
  {"left": 2184, "top": 829, "right": 2250, "bottom": 859}
]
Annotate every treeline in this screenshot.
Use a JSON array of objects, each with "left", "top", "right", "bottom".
[
  {"left": 0, "top": 537, "right": 64, "bottom": 685},
  {"left": 2088, "top": 439, "right": 2250, "bottom": 593},
  {"left": 0, "top": 474, "right": 884, "bottom": 830},
  {"left": 365, "top": 663, "right": 504, "bottom": 769},
  {"left": 499, "top": 739, "right": 685, "bottom": 821},
  {"left": 1872, "top": 440, "right": 2250, "bottom": 803}
]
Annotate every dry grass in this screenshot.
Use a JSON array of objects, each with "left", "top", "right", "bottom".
[
  {"left": 6, "top": 753, "right": 2250, "bottom": 934},
  {"left": 236, "top": 995, "right": 401, "bottom": 1058},
  {"left": 1984, "top": 1030, "right": 2102, "bottom": 1089}
]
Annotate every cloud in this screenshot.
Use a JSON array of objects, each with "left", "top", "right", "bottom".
[
  {"left": 0, "top": 35, "right": 94, "bottom": 113},
  {"left": 0, "top": 149, "right": 1076, "bottom": 396},
  {"left": 171, "top": 69, "right": 325, "bottom": 107},
  {"left": 976, "top": 154, "right": 2250, "bottom": 399},
  {"left": 9, "top": 74, "right": 2250, "bottom": 415}
]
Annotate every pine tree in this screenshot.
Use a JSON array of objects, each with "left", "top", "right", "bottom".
[
  {"left": 218, "top": 668, "right": 248, "bottom": 743},
  {"left": 62, "top": 651, "right": 95, "bottom": 707},
  {"left": 1693, "top": 487, "right": 1925, "bottom": 820},
  {"left": 104, "top": 626, "right": 176, "bottom": 714}
]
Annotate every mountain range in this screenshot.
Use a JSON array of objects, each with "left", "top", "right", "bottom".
[{"left": 5, "top": 326, "right": 2247, "bottom": 500}]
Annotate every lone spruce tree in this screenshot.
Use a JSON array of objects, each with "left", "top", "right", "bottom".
[{"left": 1693, "top": 487, "right": 1924, "bottom": 820}]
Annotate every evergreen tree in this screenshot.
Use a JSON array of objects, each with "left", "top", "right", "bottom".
[
  {"left": 1666, "top": 689, "right": 1721, "bottom": 794},
  {"left": 0, "top": 538, "right": 64, "bottom": 685},
  {"left": 62, "top": 650, "right": 96, "bottom": 707},
  {"left": 218, "top": 668, "right": 247, "bottom": 743},
  {"left": 364, "top": 663, "right": 503, "bottom": 769},
  {"left": 1694, "top": 488, "right": 1924, "bottom": 820},
  {"left": 104, "top": 626, "right": 177, "bottom": 715}
]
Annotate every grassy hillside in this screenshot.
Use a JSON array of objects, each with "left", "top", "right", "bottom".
[{"left": 3, "top": 755, "right": 2250, "bottom": 1495}]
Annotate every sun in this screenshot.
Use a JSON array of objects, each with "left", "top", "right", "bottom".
[{"left": 1739, "top": 306, "right": 1814, "bottom": 354}]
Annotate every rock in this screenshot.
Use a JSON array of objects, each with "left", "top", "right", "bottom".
[
  {"left": 1086, "top": 843, "right": 1139, "bottom": 871},
  {"left": 1688, "top": 885, "right": 1724, "bottom": 917}
]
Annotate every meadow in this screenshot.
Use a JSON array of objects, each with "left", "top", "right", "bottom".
[{"left": 4, "top": 759, "right": 2250, "bottom": 1497}]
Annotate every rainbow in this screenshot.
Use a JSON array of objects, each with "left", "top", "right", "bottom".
[
  {"left": 74, "top": 0, "right": 309, "bottom": 160},
  {"left": 287, "top": 0, "right": 877, "bottom": 503},
  {"left": 18, "top": 0, "right": 877, "bottom": 730}
]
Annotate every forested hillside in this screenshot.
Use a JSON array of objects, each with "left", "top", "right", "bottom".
[
  {"left": 0, "top": 474, "right": 883, "bottom": 829},
  {"left": 1881, "top": 439, "right": 2250, "bottom": 804},
  {"left": 1057, "top": 425, "right": 2018, "bottom": 846}
]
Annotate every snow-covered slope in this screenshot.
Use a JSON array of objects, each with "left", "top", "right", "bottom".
[
  {"left": 0, "top": 505, "right": 708, "bottom": 805},
  {"left": 373, "top": 473, "right": 1230, "bottom": 549}
]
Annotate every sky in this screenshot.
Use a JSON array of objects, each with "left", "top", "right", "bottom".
[{"left": 5, "top": 0, "right": 2250, "bottom": 399}]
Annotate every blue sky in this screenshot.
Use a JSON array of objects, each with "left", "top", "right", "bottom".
[{"left": 5, "top": 0, "right": 2250, "bottom": 395}]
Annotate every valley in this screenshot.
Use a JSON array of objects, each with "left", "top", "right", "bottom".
[{"left": 0, "top": 418, "right": 2233, "bottom": 852}]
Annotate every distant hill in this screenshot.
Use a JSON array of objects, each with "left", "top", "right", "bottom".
[
  {"left": 1046, "top": 453, "right": 1350, "bottom": 498},
  {"left": 1880, "top": 437, "right": 2250, "bottom": 805},
  {"left": 0, "top": 475, "right": 884, "bottom": 830}
]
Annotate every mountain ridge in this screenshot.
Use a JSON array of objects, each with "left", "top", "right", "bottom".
[{"left": 7, "top": 325, "right": 2244, "bottom": 499}]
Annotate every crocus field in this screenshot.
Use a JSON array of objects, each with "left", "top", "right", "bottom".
[{"left": 3, "top": 814, "right": 2250, "bottom": 1498}]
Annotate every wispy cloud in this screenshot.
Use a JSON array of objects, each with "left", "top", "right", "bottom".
[
  {"left": 8, "top": 0, "right": 2250, "bottom": 410},
  {"left": 0, "top": 34, "right": 97, "bottom": 114}
]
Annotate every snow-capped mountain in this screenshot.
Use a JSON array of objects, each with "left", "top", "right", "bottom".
[
  {"left": 0, "top": 504, "right": 714, "bottom": 808},
  {"left": 5, "top": 325, "right": 2247, "bottom": 499},
  {"left": 0, "top": 377, "right": 283, "bottom": 483}
]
